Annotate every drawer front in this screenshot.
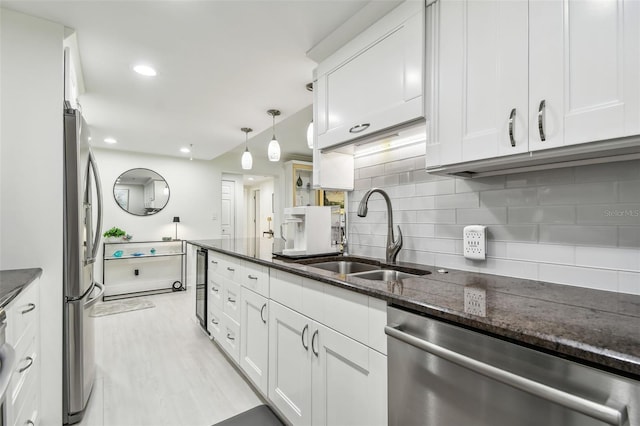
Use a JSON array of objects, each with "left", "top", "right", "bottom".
[
  {"left": 10, "top": 337, "right": 37, "bottom": 408},
  {"left": 219, "top": 313, "right": 240, "bottom": 363},
  {"left": 208, "top": 304, "right": 223, "bottom": 342},
  {"left": 242, "top": 263, "right": 269, "bottom": 297},
  {"left": 208, "top": 250, "right": 224, "bottom": 275},
  {"left": 208, "top": 276, "right": 224, "bottom": 310},
  {"left": 9, "top": 282, "right": 39, "bottom": 346},
  {"left": 209, "top": 252, "right": 242, "bottom": 283},
  {"left": 223, "top": 280, "right": 241, "bottom": 323}
]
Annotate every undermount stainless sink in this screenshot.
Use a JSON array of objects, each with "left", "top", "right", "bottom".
[
  {"left": 350, "top": 269, "right": 430, "bottom": 281},
  {"left": 307, "top": 260, "right": 380, "bottom": 275}
]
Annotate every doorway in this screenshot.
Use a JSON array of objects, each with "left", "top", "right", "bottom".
[
  {"left": 221, "top": 179, "right": 235, "bottom": 240},
  {"left": 243, "top": 175, "right": 274, "bottom": 238}
]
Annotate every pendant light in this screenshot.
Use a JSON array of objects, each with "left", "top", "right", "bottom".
[
  {"left": 306, "top": 83, "right": 314, "bottom": 149},
  {"left": 241, "top": 127, "right": 253, "bottom": 170},
  {"left": 267, "top": 109, "right": 281, "bottom": 162}
]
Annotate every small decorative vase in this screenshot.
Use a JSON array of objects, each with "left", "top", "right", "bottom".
[{"left": 296, "top": 175, "right": 303, "bottom": 187}]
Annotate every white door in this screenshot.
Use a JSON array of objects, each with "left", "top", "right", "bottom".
[
  {"left": 268, "top": 301, "right": 312, "bottom": 426},
  {"left": 529, "top": 0, "right": 640, "bottom": 151},
  {"left": 428, "top": 0, "right": 528, "bottom": 167},
  {"left": 253, "top": 189, "right": 260, "bottom": 239},
  {"left": 221, "top": 180, "right": 235, "bottom": 239},
  {"left": 240, "top": 287, "right": 269, "bottom": 394},
  {"left": 311, "top": 323, "right": 387, "bottom": 426}
]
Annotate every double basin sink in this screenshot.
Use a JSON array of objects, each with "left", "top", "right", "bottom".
[{"left": 301, "top": 258, "right": 431, "bottom": 282}]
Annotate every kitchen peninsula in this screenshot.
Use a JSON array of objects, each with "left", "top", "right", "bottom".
[{"left": 191, "top": 238, "right": 640, "bottom": 378}]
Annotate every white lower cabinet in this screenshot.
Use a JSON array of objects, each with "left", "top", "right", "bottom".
[
  {"left": 6, "top": 279, "right": 41, "bottom": 426},
  {"left": 268, "top": 300, "right": 387, "bottom": 426},
  {"left": 240, "top": 288, "right": 269, "bottom": 395}
]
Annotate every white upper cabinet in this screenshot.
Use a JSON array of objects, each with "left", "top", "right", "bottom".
[
  {"left": 427, "top": 0, "right": 640, "bottom": 174},
  {"left": 316, "top": 1, "right": 425, "bottom": 150},
  {"left": 528, "top": 0, "right": 640, "bottom": 151}
]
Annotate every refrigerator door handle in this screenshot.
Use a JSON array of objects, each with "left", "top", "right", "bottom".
[
  {"left": 84, "top": 282, "right": 104, "bottom": 308},
  {"left": 88, "top": 150, "right": 103, "bottom": 261}
]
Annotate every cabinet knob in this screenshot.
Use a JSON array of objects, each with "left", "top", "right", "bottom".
[
  {"left": 509, "top": 108, "right": 517, "bottom": 147},
  {"left": 349, "top": 123, "right": 370, "bottom": 134},
  {"left": 538, "top": 100, "right": 546, "bottom": 142},
  {"left": 21, "top": 303, "right": 36, "bottom": 315}
]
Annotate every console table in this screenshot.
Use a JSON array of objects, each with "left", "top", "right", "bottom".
[{"left": 102, "top": 240, "right": 185, "bottom": 300}]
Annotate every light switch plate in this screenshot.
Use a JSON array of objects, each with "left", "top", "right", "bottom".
[{"left": 463, "top": 225, "right": 487, "bottom": 260}]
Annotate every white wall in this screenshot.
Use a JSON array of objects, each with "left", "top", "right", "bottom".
[
  {"left": 93, "top": 148, "right": 222, "bottom": 279},
  {"left": 0, "top": 8, "right": 64, "bottom": 425},
  {"left": 349, "top": 140, "right": 640, "bottom": 295}
]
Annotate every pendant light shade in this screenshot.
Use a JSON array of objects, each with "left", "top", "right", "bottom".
[
  {"left": 306, "top": 120, "right": 314, "bottom": 149},
  {"left": 240, "top": 127, "right": 253, "bottom": 170},
  {"left": 267, "top": 109, "right": 281, "bottom": 162}
]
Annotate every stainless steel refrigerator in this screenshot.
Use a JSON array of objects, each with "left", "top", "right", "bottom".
[{"left": 63, "top": 102, "right": 104, "bottom": 425}]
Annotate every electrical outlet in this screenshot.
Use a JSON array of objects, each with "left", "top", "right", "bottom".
[
  {"left": 464, "top": 287, "right": 486, "bottom": 317},
  {"left": 463, "top": 225, "right": 487, "bottom": 260}
]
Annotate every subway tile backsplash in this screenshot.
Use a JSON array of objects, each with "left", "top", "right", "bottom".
[{"left": 348, "top": 145, "right": 640, "bottom": 295}]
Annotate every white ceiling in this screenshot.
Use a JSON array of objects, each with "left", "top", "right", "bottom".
[{"left": 3, "top": 0, "right": 400, "bottom": 161}]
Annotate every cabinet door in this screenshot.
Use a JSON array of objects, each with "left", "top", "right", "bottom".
[
  {"left": 316, "top": 2, "right": 424, "bottom": 150},
  {"left": 240, "top": 288, "right": 269, "bottom": 395},
  {"left": 222, "top": 279, "right": 240, "bottom": 323},
  {"left": 427, "top": 0, "right": 528, "bottom": 168},
  {"left": 268, "top": 301, "right": 312, "bottom": 426},
  {"left": 311, "top": 323, "right": 387, "bottom": 426},
  {"left": 529, "top": 0, "right": 640, "bottom": 151},
  {"left": 208, "top": 274, "right": 223, "bottom": 310}
]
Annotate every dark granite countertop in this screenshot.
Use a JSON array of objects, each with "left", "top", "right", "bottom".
[
  {"left": 0, "top": 268, "right": 42, "bottom": 308},
  {"left": 189, "top": 238, "right": 640, "bottom": 379}
]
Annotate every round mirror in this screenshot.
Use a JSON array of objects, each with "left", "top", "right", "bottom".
[{"left": 113, "top": 168, "right": 170, "bottom": 216}]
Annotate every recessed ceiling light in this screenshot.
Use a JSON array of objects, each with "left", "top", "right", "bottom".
[
  {"left": 133, "top": 64, "right": 157, "bottom": 77},
  {"left": 104, "top": 137, "right": 117, "bottom": 144},
  {"left": 180, "top": 147, "right": 191, "bottom": 153},
  {"left": 248, "top": 177, "right": 255, "bottom": 181}
]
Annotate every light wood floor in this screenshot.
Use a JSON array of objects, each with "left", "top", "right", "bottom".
[{"left": 79, "top": 288, "right": 263, "bottom": 426}]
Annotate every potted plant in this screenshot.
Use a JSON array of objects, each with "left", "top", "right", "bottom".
[{"left": 103, "top": 227, "right": 126, "bottom": 243}]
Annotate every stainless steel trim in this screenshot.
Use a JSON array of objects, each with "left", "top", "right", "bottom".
[
  {"left": 385, "top": 325, "right": 629, "bottom": 426},
  {"left": 248, "top": 275, "right": 258, "bottom": 280},
  {"left": 0, "top": 343, "right": 16, "bottom": 402},
  {"left": 349, "top": 123, "right": 370, "bottom": 134},
  {"left": 301, "top": 324, "right": 309, "bottom": 350},
  {"left": 21, "top": 303, "right": 36, "bottom": 314},
  {"left": 311, "top": 329, "right": 319, "bottom": 357},
  {"left": 509, "top": 108, "right": 517, "bottom": 147},
  {"left": 260, "top": 303, "right": 267, "bottom": 324},
  {"left": 538, "top": 100, "right": 547, "bottom": 142},
  {"left": 18, "top": 356, "right": 34, "bottom": 373},
  {"left": 84, "top": 282, "right": 104, "bottom": 308}
]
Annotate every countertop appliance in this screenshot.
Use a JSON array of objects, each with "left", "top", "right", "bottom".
[
  {"left": 386, "top": 305, "right": 639, "bottom": 426},
  {"left": 281, "top": 206, "right": 337, "bottom": 256},
  {"left": 196, "top": 248, "right": 208, "bottom": 332},
  {"left": 63, "top": 103, "right": 105, "bottom": 425},
  {"left": 0, "top": 309, "right": 16, "bottom": 426}
]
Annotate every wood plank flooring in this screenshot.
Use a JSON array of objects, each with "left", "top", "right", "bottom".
[{"left": 79, "top": 288, "right": 262, "bottom": 426}]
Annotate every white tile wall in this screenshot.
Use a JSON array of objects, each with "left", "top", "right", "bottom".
[{"left": 349, "top": 142, "right": 640, "bottom": 295}]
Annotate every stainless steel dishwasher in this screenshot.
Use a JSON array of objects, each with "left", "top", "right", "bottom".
[{"left": 386, "top": 306, "right": 639, "bottom": 426}]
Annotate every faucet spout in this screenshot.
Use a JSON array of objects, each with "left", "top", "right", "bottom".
[{"left": 357, "top": 188, "right": 403, "bottom": 264}]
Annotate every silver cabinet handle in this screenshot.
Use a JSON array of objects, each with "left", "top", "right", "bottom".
[
  {"left": 26, "top": 420, "right": 35, "bottom": 426},
  {"left": 211, "top": 286, "right": 219, "bottom": 293},
  {"left": 226, "top": 333, "right": 235, "bottom": 341},
  {"left": 301, "top": 324, "right": 309, "bottom": 350},
  {"left": 19, "top": 356, "right": 34, "bottom": 373},
  {"left": 349, "top": 123, "right": 370, "bottom": 134},
  {"left": 210, "top": 260, "right": 218, "bottom": 264},
  {"left": 21, "top": 303, "right": 36, "bottom": 314},
  {"left": 311, "top": 330, "right": 319, "bottom": 357},
  {"left": 211, "top": 318, "right": 219, "bottom": 325},
  {"left": 260, "top": 303, "right": 267, "bottom": 324},
  {"left": 227, "top": 297, "right": 236, "bottom": 303},
  {"left": 247, "top": 275, "right": 258, "bottom": 280},
  {"left": 385, "top": 325, "right": 629, "bottom": 426},
  {"left": 538, "top": 100, "right": 546, "bottom": 142},
  {"left": 508, "top": 108, "right": 517, "bottom": 147},
  {"left": 226, "top": 267, "right": 235, "bottom": 272}
]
